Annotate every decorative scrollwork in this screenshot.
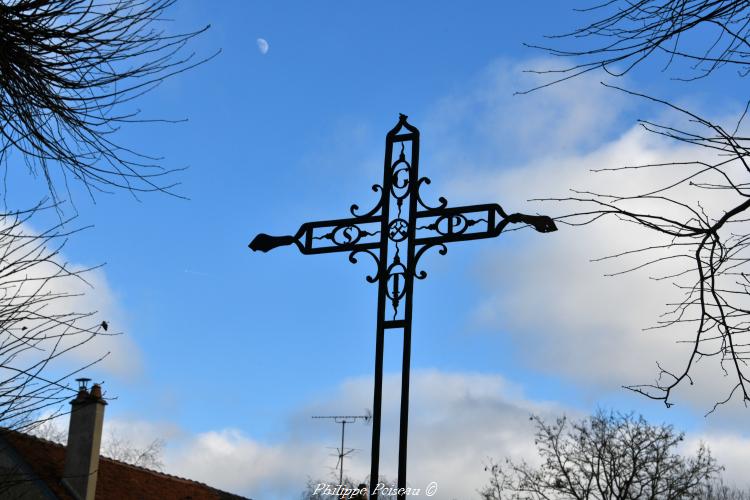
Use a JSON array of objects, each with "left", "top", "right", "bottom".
[
  {"left": 349, "top": 249, "right": 381, "bottom": 283},
  {"left": 413, "top": 243, "right": 448, "bottom": 280},
  {"left": 416, "top": 177, "right": 448, "bottom": 211},
  {"left": 350, "top": 184, "right": 384, "bottom": 218},
  {"left": 316, "top": 224, "right": 378, "bottom": 246}
]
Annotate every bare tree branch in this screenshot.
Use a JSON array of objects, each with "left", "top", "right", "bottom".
[
  {"left": 0, "top": 0, "right": 215, "bottom": 202},
  {"left": 0, "top": 201, "right": 112, "bottom": 431},
  {"left": 100, "top": 431, "right": 165, "bottom": 471},
  {"left": 539, "top": 86, "right": 750, "bottom": 410},
  {"left": 523, "top": 0, "right": 750, "bottom": 93}
]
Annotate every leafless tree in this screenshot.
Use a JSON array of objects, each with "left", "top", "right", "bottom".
[
  {"left": 525, "top": 0, "right": 750, "bottom": 91},
  {"left": 520, "top": 1, "right": 750, "bottom": 411},
  {"left": 102, "top": 431, "right": 165, "bottom": 470},
  {"left": 0, "top": 202, "right": 110, "bottom": 432},
  {"left": 479, "top": 411, "right": 720, "bottom": 500},
  {"left": 0, "top": 0, "right": 213, "bottom": 202},
  {"left": 31, "top": 420, "right": 165, "bottom": 470},
  {"left": 542, "top": 85, "right": 750, "bottom": 410},
  {"left": 0, "top": 0, "right": 212, "bottom": 437},
  {"left": 702, "top": 478, "right": 750, "bottom": 500}
]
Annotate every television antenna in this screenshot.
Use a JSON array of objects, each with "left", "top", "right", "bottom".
[{"left": 312, "top": 412, "right": 372, "bottom": 485}]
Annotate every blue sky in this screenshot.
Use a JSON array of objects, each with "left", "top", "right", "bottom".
[{"left": 10, "top": 1, "right": 750, "bottom": 498}]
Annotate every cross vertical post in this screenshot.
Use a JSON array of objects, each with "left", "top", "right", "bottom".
[
  {"left": 249, "top": 114, "right": 557, "bottom": 499},
  {"left": 372, "top": 119, "right": 420, "bottom": 495}
]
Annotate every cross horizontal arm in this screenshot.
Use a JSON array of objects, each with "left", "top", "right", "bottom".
[
  {"left": 414, "top": 203, "right": 556, "bottom": 247},
  {"left": 249, "top": 214, "right": 382, "bottom": 255}
]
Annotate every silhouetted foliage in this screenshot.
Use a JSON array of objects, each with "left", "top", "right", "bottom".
[
  {"left": 479, "top": 411, "right": 721, "bottom": 500},
  {"left": 0, "top": 0, "right": 213, "bottom": 201}
]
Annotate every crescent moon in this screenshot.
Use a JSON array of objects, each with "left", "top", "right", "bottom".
[{"left": 256, "top": 38, "right": 269, "bottom": 55}]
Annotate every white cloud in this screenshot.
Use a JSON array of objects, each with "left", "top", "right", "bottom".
[
  {"left": 103, "top": 416, "right": 182, "bottom": 445},
  {"left": 102, "top": 369, "right": 750, "bottom": 498},
  {"left": 426, "top": 58, "right": 628, "bottom": 171},
  {"left": 463, "top": 131, "right": 700, "bottom": 383},
  {"left": 683, "top": 432, "right": 750, "bottom": 488},
  {"left": 168, "top": 429, "right": 319, "bottom": 498},
  {"left": 423, "top": 57, "right": 750, "bottom": 413},
  {"left": 49, "top": 265, "right": 142, "bottom": 378},
  {"left": 160, "top": 370, "right": 562, "bottom": 500},
  {"left": 1, "top": 219, "right": 142, "bottom": 381}
]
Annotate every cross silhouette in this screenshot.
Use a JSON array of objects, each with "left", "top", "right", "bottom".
[{"left": 249, "top": 114, "right": 556, "bottom": 499}]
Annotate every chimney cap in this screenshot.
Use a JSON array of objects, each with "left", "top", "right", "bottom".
[
  {"left": 71, "top": 378, "right": 106, "bottom": 405},
  {"left": 76, "top": 378, "right": 92, "bottom": 392},
  {"left": 89, "top": 384, "right": 104, "bottom": 401}
]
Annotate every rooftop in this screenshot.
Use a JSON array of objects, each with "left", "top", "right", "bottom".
[{"left": 0, "top": 430, "right": 250, "bottom": 500}]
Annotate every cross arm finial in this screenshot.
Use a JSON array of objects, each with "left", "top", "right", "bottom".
[
  {"left": 248, "top": 233, "right": 300, "bottom": 253},
  {"left": 497, "top": 212, "right": 557, "bottom": 234}
]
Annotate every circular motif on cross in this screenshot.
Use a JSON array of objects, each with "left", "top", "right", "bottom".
[{"left": 388, "top": 218, "right": 409, "bottom": 242}]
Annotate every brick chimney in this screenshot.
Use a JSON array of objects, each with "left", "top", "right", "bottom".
[{"left": 62, "top": 378, "right": 106, "bottom": 500}]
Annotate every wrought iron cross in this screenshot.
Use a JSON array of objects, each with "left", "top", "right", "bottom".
[{"left": 249, "top": 114, "right": 556, "bottom": 499}]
